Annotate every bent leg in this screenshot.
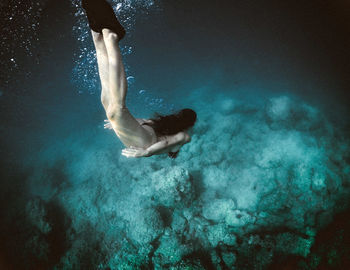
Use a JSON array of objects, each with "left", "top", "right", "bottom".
[
  {"left": 101, "top": 28, "right": 154, "bottom": 148},
  {"left": 102, "top": 28, "right": 127, "bottom": 108},
  {"left": 91, "top": 30, "right": 109, "bottom": 110}
]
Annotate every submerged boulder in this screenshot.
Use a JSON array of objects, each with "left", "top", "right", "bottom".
[{"left": 151, "top": 166, "right": 193, "bottom": 207}]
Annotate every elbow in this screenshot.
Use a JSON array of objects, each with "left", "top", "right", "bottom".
[
  {"left": 176, "top": 132, "right": 186, "bottom": 141},
  {"left": 182, "top": 132, "right": 191, "bottom": 143},
  {"left": 106, "top": 105, "right": 126, "bottom": 120},
  {"left": 176, "top": 132, "right": 190, "bottom": 144},
  {"left": 186, "top": 133, "right": 191, "bottom": 143}
]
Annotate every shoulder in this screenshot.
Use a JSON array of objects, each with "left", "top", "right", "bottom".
[{"left": 183, "top": 132, "right": 191, "bottom": 143}]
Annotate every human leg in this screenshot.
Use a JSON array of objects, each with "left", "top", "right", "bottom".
[
  {"left": 83, "top": 0, "right": 154, "bottom": 148},
  {"left": 102, "top": 28, "right": 127, "bottom": 110},
  {"left": 91, "top": 30, "right": 109, "bottom": 110},
  {"left": 102, "top": 29, "right": 155, "bottom": 147},
  {"left": 83, "top": 0, "right": 126, "bottom": 110}
]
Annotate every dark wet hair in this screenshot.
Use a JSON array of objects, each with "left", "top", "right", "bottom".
[
  {"left": 145, "top": 108, "right": 197, "bottom": 158},
  {"left": 150, "top": 108, "right": 197, "bottom": 136}
]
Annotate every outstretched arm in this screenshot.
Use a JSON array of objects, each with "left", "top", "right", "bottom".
[{"left": 121, "top": 132, "right": 191, "bottom": 158}]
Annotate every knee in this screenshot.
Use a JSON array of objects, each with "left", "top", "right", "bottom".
[
  {"left": 106, "top": 105, "right": 125, "bottom": 120},
  {"left": 102, "top": 29, "right": 119, "bottom": 42},
  {"left": 91, "top": 30, "right": 103, "bottom": 41}
]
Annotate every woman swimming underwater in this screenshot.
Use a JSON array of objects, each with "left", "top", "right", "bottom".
[{"left": 82, "top": 0, "right": 197, "bottom": 158}]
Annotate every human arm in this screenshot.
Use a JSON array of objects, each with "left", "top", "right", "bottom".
[
  {"left": 121, "top": 132, "right": 191, "bottom": 158},
  {"left": 146, "top": 132, "right": 190, "bottom": 156}
]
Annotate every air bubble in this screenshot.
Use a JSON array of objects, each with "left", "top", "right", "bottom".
[
  {"left": 127, "top": 76, "right": 135, "bottom": 84},
  {"left": 70, "top": 0, "right": 160, "bottom": 93}
]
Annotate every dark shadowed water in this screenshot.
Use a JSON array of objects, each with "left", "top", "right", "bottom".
[{"left": 0, "top": 0, "right": 349, "bottom": 269}]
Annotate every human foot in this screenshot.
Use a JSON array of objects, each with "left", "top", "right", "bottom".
[{"left": 82, "top": 0, "right": 125, "bottom": 40}]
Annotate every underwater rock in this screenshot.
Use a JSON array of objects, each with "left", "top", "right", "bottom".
[
  {"left": 206, "top": 223, "right": 237, "bottom": 247},
  {"left": 274, "top": 232, "right": 314, "bottom": 257},
  {"left": 256, "top": 131, "right": 321, "bottom": 170},
  {"left": 225, "top": 209, "right": 256, "bottom": 228},
  {"left": 26, "top": 197, "right": 51, "bottom": 234},
  {"left": 151, "top": 166, "right": 193, "bottom": 207},
  {"left": 202, "top": 165, "right": 229, "bottom": 189},
  {"left": 200, "top": 142, "right": 225, "bottom": 165},
  {"left": 18, "top": 90, "right": 350, "bottom": 269},
  {"left": 296, "top": 103, "right": 322, "bottom": 131},
  {"left": 171, "top": 259, "right": 206, "bottom": 269},
  {"left": 121, "top": 202, "right": 164, "bottom": 246},
  {"left": 219, "top": 98, "right": 237, "bottom": 115},
  {"left": 171, "top": 210, "right": 187, "bottom": 233},
  {"left": 224, "top": 167, "right": 263, "bottom": 211},
  {"left": 221, "top": 248, "right": 236, "bottom": 268},
  {"left": 221, "top": 115, "right": 241, "bottom": 135},
  {"left": 210, "top": 250, "right": 221, "bottom": 268},
  {"left": 311, "top": 171, "right": 327, "bottom": 193},
  {"left": 266, "top": 96, "right": 293, "bottom": 122},
  {"left": 153, "top": 229, "right": 191, "bottom": 267},
  {"left": 202, "top": 198, "right": 236, "bottom": 222},
  {"left": 266, "top": 96, "right": 324, "bottom": 132}
]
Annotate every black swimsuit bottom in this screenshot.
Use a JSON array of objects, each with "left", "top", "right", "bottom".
[{"left": 142, "top": 122, "right": 179, "bottom": 159}]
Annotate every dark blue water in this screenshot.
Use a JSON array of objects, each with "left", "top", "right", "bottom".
[{"left": 1, "top": 0, "right": 350, "bottom": 269}]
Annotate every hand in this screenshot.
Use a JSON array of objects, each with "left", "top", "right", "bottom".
[
  {"left": 121, "top": 146, "right": 150, "bottom": 158},
  {"left": 104, "top": 119, "right": 113, "bottom": 130}
]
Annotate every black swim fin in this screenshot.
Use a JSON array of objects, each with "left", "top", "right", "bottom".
[{"left": 82, "top": 0, "right": 126, "bottom": 40}]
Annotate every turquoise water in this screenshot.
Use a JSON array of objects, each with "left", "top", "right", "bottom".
[{"left": 0, "top": 0, "right": 350, "bottom": 269}]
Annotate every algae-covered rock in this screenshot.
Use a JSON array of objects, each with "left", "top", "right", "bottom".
[
  {"left": 202, "top": 198, "right": 236, "bottom": 222},
  {"left": 151, "top": 166, "right": 193, "bottom": 207}
]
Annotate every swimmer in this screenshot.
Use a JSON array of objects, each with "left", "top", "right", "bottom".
[{"left": 82, "top": 0, "right": 197, "bottom": 158}]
